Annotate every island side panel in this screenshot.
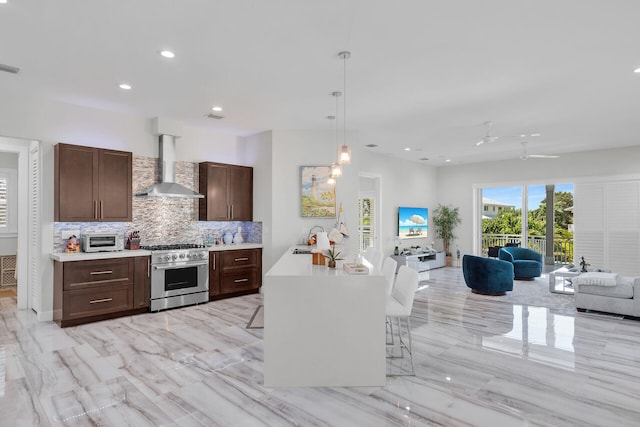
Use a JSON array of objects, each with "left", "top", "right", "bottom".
[{"left": 264, "top": 272, "right": 386, "bottom": 387}]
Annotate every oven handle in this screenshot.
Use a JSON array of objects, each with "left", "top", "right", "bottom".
[{"left": 153, "top": 261, "right": 208, "bottom": 270}]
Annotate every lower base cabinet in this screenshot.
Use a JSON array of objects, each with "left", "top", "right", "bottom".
[
  {"left": 210, "top": 248, "right": 262, "bottom": 299},
  {"left": 53, "top": 256, "right": 150, "bottom": 327}
]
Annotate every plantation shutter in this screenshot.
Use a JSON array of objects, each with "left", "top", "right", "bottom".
[
  {"left": 29, "top": 144, "right": 41, "bottom": 313},
  {"left": 0, "top": 176, "right": 7, "bottom": 228}
]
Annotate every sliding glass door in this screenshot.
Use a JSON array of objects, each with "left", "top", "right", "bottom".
[{"left": 480, "top": 183, "right": 574, "bottom": 264}]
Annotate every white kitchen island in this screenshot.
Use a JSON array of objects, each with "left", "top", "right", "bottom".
[{"left": 264, "top": 246, "right": 387, "bottom": 387}]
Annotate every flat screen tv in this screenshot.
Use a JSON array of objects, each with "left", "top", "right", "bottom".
[{"left": 398, "top": 207, "right": 428, "bottom": 239}]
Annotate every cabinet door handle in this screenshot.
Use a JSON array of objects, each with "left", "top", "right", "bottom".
[
  {"left": 90, "top": 298, "right": 113, "bottom": 304},
  {"left": 234, "top": 278, "right": 249, "bottom": 283},
  {"left": 100, "top": 200, "right": 103, "bottom": 219},
  {"left": 227, "top": 205, "right": 231, "bottom": 219},
  {"left": 234, "top": 257, "right": 249, "bottom": 262},
  {"left": 230, "top": 205, "right": 234, "bottom": 219},
  {"left": 93, "top": 200, "right": 98, "bottom": 219},
  {"left": 90, "top": 270, "right": 113, "bottom": 275},
  {"left": 147, "top": 258, "right": 150, "bottom": 278},
  {"left": 212, "top": 253, "right": 216, "bottom": 270}
]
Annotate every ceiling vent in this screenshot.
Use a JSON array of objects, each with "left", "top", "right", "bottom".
[
  {"left": 206, "top": 113, "right": 225, "bottom": 120},
  {"left": 365, "top": 144, "right": 378, "bottom": 148},
  {"left": 0, "top": 63, "right": 20, "bottom": 74}
]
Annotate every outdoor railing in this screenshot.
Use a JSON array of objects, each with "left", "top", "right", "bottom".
[{"left": 482, "top": 234, "right": 573, "bottom": 264}]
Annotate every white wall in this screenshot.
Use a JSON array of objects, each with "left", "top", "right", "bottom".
[
  {"left": 436, "top": 145, "right": 640, "bottom": 257},
  {"left": 359, "top": 150, "right": 438, "bottom": 256},
  {"left": 241, "top": 131, "right": 274, "bottom": 267}
]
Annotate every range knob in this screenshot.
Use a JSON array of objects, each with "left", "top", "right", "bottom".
[
  {"left": 179, "top": 253, "right": 186, "bottom": 259},
  {"left": 172, "top": 254, "right": 178, "bottom": 261}
]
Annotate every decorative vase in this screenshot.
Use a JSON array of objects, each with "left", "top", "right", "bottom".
[
  {"left": 223, "top": 232, "right": 234, "bottom": 245},
  {"left": 233, "top": 232, "right": 244, "bottom": 244},
  {"left": 327, "top": 260, "right": 336, "bottom": 268}
]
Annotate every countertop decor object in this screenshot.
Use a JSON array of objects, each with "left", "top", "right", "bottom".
[{"left": 223, "top": 231, "right": 234, "bottom": 245}]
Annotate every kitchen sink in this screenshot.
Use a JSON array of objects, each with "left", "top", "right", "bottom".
[{"left": 292, "top": 248, "right": 312, "bottom": 254}]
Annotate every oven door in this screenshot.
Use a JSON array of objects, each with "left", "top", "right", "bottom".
[{"left": 151, "top": 261, "right": 209, "bottom": 299}]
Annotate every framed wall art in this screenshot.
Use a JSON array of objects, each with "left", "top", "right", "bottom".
[{"left": 300, "top": 165, "right": 336, "bottom": 217}]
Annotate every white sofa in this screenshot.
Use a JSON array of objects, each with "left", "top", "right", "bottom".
[{"left": 575, "top": 275, "right": 640, "bottom": 317}]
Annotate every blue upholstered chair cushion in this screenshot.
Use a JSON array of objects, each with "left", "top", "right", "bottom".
[
  {"left": 462, "top": 255, "right": 514, "bottom": 295},
  {"left": 498, "top": 247, "right": 543, "bottom": 279}
]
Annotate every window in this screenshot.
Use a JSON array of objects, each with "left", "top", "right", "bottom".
[
  {"left": 0, "top": 168, "right": 17, "bottom": 235},
  {"left": 484, "top": 206, "right": 488, "bottom": 211}
]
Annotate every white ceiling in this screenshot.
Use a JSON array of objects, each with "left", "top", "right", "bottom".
[{"left": 1, "top": 0, "right": 640, "bottom": 165}]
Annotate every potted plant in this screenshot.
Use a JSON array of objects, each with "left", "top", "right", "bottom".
[
  {"left": 324, "top": 244, "right": 344, "bottom": 268},
  {"left": 432, "top": 204, "right": 462, "bottom": 266}
]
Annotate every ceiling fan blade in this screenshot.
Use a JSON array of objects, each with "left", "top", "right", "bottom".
[
  {"left": 475, "top": 139, "right": 486, "bottom": 146},
  {"left": 528, "top": 154, "right": 559, "bottom": 159}
]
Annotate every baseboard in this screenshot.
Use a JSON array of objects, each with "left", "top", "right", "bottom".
[{"left": 37, "top": 309, "right": 53, "bottom": 322}]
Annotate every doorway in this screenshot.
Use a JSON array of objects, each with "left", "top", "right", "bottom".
[
  {"left": 0, "top": 136, "right": 40, "bottom": 313},
  {"left": 358, "top": 174, "right": 381, "bottom": 253},
  {"left": 478, "top": 183, "right": 574, "bottom": 264}
]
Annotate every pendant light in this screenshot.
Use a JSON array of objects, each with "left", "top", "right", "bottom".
[
  {"left": 326, "top": 115, "right": 336, "bottom": 186},
  {"left": 338, "top": 51, "right": 352, "bottom": 165},
  {"left": 330, "top": 91, "right": 343, "bottom": 178}
]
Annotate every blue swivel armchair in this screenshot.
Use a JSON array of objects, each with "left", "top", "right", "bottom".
[
  {"left": 498, "top": 247, "right": 542, "bottom": 280},
  {"left": 463, "top": 255, "right": 514, "bottom": 295}
]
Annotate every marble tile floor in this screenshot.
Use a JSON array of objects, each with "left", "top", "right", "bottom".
[{"left": 1, "top": 268, "right": 640, "bottom": 426}]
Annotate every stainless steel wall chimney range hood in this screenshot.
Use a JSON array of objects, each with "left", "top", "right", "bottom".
[{"left": 136, "top": 134, "right": 204, "bottom": 198}]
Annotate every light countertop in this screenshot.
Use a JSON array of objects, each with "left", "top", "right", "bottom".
[
  {"left": 50, "top": 243, "right": 263, "bottom": 262},
  {"left": 266, "top": 246, "right": 377, "bottom": 277},
  {"left": 50, "top": 250, "right": 152, "bottom": 262}
]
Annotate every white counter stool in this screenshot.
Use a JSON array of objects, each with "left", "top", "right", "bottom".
[
  {"left": 386, "top": 265, "right": 419, "bottom": 375},
  {"left": 364, "top": 247, "right": 384, "bottom": 272},
  {"left": 381, "top": 257, "right": 398, "bottom": 296}
]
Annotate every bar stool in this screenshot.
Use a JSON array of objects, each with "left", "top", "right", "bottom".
[{"left": 386, "top": 265, "right": 419, "bottom": 375}]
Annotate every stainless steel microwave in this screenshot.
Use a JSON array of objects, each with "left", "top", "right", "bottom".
[{"left": 81, "top": 233, "right": 124, "bottom": 252}]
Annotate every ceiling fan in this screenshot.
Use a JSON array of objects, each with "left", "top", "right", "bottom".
[
  {"left": 475, "top": 121, "right": 499, "bottom": 146},
  {"left": 520, "top": 141, "right": 559, "bottom": 160},
  {"left": 475, "top": 121, "right": 542, "bottom": 147}
]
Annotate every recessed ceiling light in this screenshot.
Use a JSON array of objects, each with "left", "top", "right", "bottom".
[
  {"left": 404, "top": 147, "right": 411, "bottom": 151},
  {"left": 160, "top": 50, "right": 175, "bottom": 58},
  {"left": 445, "top": 159, "right": 452, "bottom": 162},
  {"left": 634, "top": 67, "right": 640, "bottom": 73},
  {"left": 0, "top": 1, "right": 8, "bottom": 4},
  {"left": 530, "top": 133, "right": 541, "bottom": 137},
  {"left": 211, "top": 106, "right": 223, "bottom": 112},
  {"left": 119, "top": 83, "right": 132, "bottom": 90}
]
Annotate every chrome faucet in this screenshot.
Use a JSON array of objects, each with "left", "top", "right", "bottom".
[{"left": 307, "top": 225, "right": 325, "bottom": 243}]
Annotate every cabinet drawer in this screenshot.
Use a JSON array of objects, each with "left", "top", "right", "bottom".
[
  {"left": 64, "top": 258, "right": 133, "bottom": 290},
  {"left": 220, "top": 249, "right": 258, "bottom": 270},
  {"left": 63, "top": 284, "right": 133, "bottom": 320},
  {"left": 220, "top": 269, "right": 258, "bottom": 294}
]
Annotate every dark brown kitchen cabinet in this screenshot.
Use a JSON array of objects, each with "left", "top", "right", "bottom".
[
  {"left": 209, "top": 248, "right": 262, "bottom": 300},
  {"left": 199, "top": 162, "right": 253, "bottom": 221},
  {"left": 133, "top": 256, "right": 151, "bottom": 310},
  {"left": 53, "top": 256, "right": 150, "bottom": 327},
  {"left": 55, "top": 143, "right": 132, "bottom": 222}
]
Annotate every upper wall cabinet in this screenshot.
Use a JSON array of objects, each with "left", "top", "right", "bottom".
[
  {"left": 199, "top": 162, "right": 253, "bottom": 221},
  {"left": 55, "top": 143, "right": 132, "bottom": 222}
]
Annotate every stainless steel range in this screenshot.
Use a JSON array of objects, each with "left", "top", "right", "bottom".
[{"left": 142, "top": 244, "right": 209, "bottom": 311}]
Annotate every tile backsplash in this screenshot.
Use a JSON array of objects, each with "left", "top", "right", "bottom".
[{"left": 53, "top": 156, "right": 262, "bottom": 252}]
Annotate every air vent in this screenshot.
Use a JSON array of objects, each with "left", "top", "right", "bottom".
[
  {"left": 0, "top": 63, "right": 20, "bottom": 74},
  {"left": 365, "top": 144, "right": 378, "bottom": 148},
  {"left": 206, "top": 113, "right": 225, "bottom": 120},
  {"left": 419, "top": 157, "right": 429, "bottom": 161}
]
